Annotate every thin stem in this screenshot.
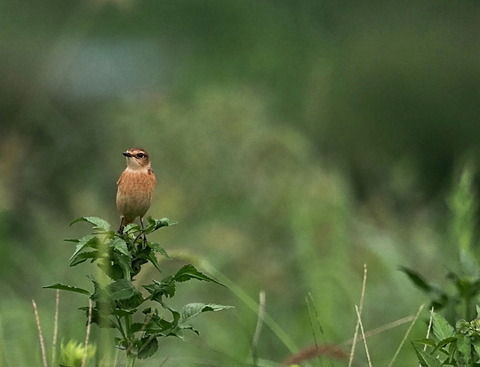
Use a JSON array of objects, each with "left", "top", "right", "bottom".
[
  {"left": 354, "top": 305, "right": 372, "bottom": 367},
  {"left": 387, "top": 304, "right": 424, "bottom": 367},
  {"left": 32, "top": 300, "right": 48, "bottom": 367},
  {"left": 114, "top": 315, "right": 127, "bottom": 341},
  {"left": 51, "top": 290, "right": 60, "bottom": 367},
  {"left": 81, "top": 299, "right": 93, "bottom": 367},
  {"left": 349, "top": 264, "right": 368, "bottom": 367}
]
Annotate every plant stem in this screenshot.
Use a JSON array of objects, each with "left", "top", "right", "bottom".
[{"left": 127, "top": 355, "right": 136, "bottom": 367}]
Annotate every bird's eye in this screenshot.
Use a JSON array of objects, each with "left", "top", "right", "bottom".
[{"left": 137, "top": 153, "right": 145, "bottom": 158}]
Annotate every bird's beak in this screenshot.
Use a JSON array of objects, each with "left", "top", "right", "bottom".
[{"left": 122, "top": 151, "right": 132, "bottom": 157}]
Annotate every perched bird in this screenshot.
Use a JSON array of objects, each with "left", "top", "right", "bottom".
[{"left": 116, "top": 148, "right": 156, "bottom": 237}]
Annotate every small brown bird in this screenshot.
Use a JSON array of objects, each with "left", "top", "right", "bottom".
[{"left": 116, "top": 148, "right": 156, "bottom": 237}]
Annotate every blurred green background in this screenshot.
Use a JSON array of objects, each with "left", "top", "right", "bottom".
[{"left": 1, "top": 0, "right": 479, "bottom": 365}]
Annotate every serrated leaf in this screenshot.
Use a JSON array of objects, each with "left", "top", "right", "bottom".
[
  {"left": 412, "top": 342, "right": 443, "bottom": 367},
  {"left": 106, "top": 279, "right": 141, "bottom": 301},
  {"left": 111, "top": 238, "right": 130, "bottom": 257},
  {"left": 174, "top": 264, "right": 223, "bottom": 286},
  {"left": 432, "top": 312, "right": 455, "bottom": 341},
  {"left": 69, "top": 235, "right": 97, "bottom": 263},
  {"left": 43, "top": 283, "right": 90, "bottom": 295},
  {"left": 147, "top": 242, "right": 170, "bottom": 259},
  {"left": 180, "top": 303, "right": 234, "bottom": 324},
  {"left": 70, "top": 251, "right": 100, "bottom": 266},
  {"left": 70, "top": 216, "right": 111, "bottom": 231}
]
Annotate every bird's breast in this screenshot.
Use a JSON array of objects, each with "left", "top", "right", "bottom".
[{"left": 116, "top": 169, "right": 156, "bottom": 220}]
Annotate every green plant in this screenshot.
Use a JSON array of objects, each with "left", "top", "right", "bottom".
[
  {"left": 60, "top": 339, "right": 96, "bottom": 367},
  {"left": 402, "top": 164, "right": 480, "bottom": 323},
  {"left": 412, "top": 309, "right": 480, "bottom": 366},
  {"left": 404, "top": 164, "right": 480, "bottom": 365},
  {"left": 45, "top": 216, "right": 232, "bottom": 366}
]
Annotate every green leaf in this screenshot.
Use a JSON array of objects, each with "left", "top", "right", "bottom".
[
  {"left": 110, "top": 252, "right": 134, "bottom": 279},
  {"left": 145, "top": 217, "right": 177, "bottom": 232},
  {"left": 147, "top": 242, "right": 170, "bottom": 259},
  {"left": 106, "top": 279, "right": 140, "bottom": 301},
  {"left": 110, "top": 237, "right": 130, "bottom": 257},
  {"left": 43, "top": 283, "right": 90, "bottom": 295},
  {"left": 432, "top": 312, "right": 455, "bottom": 341},
  {"left": 180, "top": 303, "right": 234, "bottom": 324},
  {"left": 431, "top": 337, "right": 457, "bottom": 355},
  {"left": 123, "top": 223, "right": 140, "bottom": 233},
  {"left": 173, "top": 264, "right": 223, "bottom": 286},
  {"left": 144, "top": 252, "right": 162, "bottom": 273},
  {"left": 472, "top": 338, "right": 480, "bottom": 357},
  {"left": 412, "top": 342, "right": 443, "bottom": 367},
  {"left": 70, "top": 251, "right": 100, "bottom": 266},
  {"left": 456, "top": 334, "right": 471, "bottom": 365},
  {"left": 415, "top": 338, "right": 437, "bottom": 348},
  {"left": 69, "top": 235, "right": 97, "bottom": 263},
  {"left": 137, "top": 336, "right": 158, "bottom": 359},
  {"left": 70, "top": 216, "right": 111, "bottom": 231},
  {"left": 144, "top": 278, "right": 176, "bottom": 300}
]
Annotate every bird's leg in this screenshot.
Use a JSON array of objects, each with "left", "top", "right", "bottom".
[
  {"left": 117, "top": 217, "right": 125, "bottom": 236},
  {"left": 140, "top": 217, "right": 148, "bottom": 243},
  {"left": 133, "top": 217, "right": 147, "bottom": 244}
]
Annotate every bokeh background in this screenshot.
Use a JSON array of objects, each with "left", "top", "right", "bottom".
[{"left": 1, "top": 0, "right": 480, "bottom": 366}]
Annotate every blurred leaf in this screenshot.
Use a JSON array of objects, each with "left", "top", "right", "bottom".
[
  {"left": 70, "top": 217, "right": 111, "bottom": 232},
  {"left": 180, "top": 303, "right": 234, "bottom": 324},
  {"left": 400, "top": 267, "right": 433, "bottom": 292},
  {"left": 448, "top": 164, "right": 480, "bottom": 278},
  {"left": 43, "top": 283, "right": 90, "bottom": 295}
]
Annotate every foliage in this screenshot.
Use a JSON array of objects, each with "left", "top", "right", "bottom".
[
  {"left": 412, "top": 310, "right": 480, "bottom": 366},
  {"left": 402, "top": 165, "right": 480, "bottom": 322},
  {"left": 60, "top": 339, "right": 96, "bottom": 367},
  {"left": 404, "top": 165, "right": 480, "bottom": 365},
  {"left": 45, "top": 217, "right": 232, "bottom": 365}
]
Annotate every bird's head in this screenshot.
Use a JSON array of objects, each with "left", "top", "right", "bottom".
[{"left": 123, "top": 148, "right": 151, "bottom": 170}]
